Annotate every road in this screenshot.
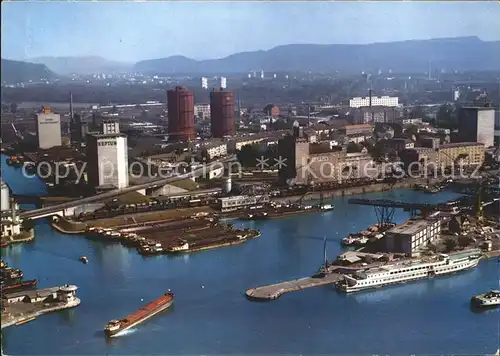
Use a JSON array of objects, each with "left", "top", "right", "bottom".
[{"left": 19, "top": 156, "right": 236, "bottom": 219}]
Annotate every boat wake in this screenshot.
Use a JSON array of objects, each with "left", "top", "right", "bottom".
[{"left": 111, "top": 328, "right": 138, "bottom": 338}]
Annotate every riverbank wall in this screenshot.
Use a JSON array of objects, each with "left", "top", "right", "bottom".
[{"left": 271, "top": 179, "right": 430, "bottom": 203}]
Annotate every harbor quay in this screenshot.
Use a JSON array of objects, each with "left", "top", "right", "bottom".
[
  {"left": 51, "top": 208, "right": 260, "bottom": 255},
  {"left": 1, "top": 285, "right": 80, "bottom": 329},
  {"left": 246, "top": 273, "right": 343, "bottom": 301}
]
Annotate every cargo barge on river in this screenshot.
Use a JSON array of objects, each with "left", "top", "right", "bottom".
[{"left": 104, "top": 291, "right": 174, "bottom": 337}]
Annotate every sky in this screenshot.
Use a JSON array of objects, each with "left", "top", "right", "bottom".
[{"left": 2, "top": 1, "right": 500, "bottom": 63}]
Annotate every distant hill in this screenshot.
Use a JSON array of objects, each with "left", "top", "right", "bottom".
[
  {"left": 134, "top": 36, "right": 500, "bottom": 74},
  {"left": 27, "top": 56, "right": 133, "bottom": 75},
  {"left": 1, "top": 59, "right": 57, "bottom": 84}
]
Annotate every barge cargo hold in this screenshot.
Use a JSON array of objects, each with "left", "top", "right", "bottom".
[{"left": 104, "top": 291, "right": 174, "bottom": 337}]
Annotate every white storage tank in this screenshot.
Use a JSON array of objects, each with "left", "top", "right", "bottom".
[{"left": 1, "top": 178, "right": 10, "bottom": 212}]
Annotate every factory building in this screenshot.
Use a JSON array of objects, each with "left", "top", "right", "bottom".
[
  {"left": 458, "top": 107, "right": 495, "bottom": 148},
  {"left": 385, "top": 219, "right": 441, "bottom": 257},
  {"left": 70, "top": 114, "right": 83, "bottom": 145},
  {"left": 86, "top": 133, "right": 129, "bottom": 190},
  {"left": 167, "top": 87, "right": 196, "bottom": 141},
  {"left": 36, "top": 107, "right": 62, "bottom": 150},
  {"left": 349, "top": 96, "right": 399, "bottom": 108},
  {"left": 210, "top": 89, "right": 235, "bottom": 138}
]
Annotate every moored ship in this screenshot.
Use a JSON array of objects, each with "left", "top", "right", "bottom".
[
  {"left": 337, "top": 249, "right": 483, "bottom": 293},
  {"left": 104, "top": 290, "right": 174, "bottom": 337}
]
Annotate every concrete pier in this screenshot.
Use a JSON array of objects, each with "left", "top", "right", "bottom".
[
  {"left": 1, "top": 285, "right": 80, "bottom": 329},
  {"left": 246, "top": 273, "right": 343, "bottom": 301}
]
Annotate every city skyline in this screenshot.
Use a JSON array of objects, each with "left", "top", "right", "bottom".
[{"left": 2, "top": 1, "right": 500, "bottom": 62}]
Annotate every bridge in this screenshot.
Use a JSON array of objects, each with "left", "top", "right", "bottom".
[{"left": 19, "top": 156, "right": 237, "bottom": 220}]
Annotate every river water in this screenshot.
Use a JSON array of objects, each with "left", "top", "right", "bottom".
[{"left": 1, "top": 154, "right": 499, "bottom": 355}]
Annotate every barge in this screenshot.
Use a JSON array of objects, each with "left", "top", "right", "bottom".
[
  {"left": 0, "top": 279, "right": 38, "bottom": 293},
  {"left": 104, "top": 291, "right": 174, "bottom": 337}
]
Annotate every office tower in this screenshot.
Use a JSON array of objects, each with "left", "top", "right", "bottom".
[
  {"left": 36, "top": 107, "right": 62, "bottom": 149},
  {"left": 458, "top": 107, "right": 495, "bottom": 147}
]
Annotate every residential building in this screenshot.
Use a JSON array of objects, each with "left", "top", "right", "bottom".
[
  {"left": 343, "top": 124, "right": 374, "bottom": 136},
  {"left": 201, "top": 142, "right": 228, "bottom": 161},
  {"left": 439, "top": 142, "right": 485, "bottom": 168},
  {"left": 36, "top": 107, "right": 62, "bottom": 149},
  {"left": 195, "top": 104, "right": 211, "bottom": 120},
  {"left": 86, "top": 133, "right": 129, "bottom": 189},
  {"left": 354, "top": 106, "right": 398, "bottom": 124},
  {"left": 385, "top": 219, "right": 441, "bottom": 257},
  {"left": 402, "top": 118, "right": 423, "bottom": 125},
  {"left": 458, "top": 107, "right": 495, "bottom": 147},
  {"left": 390, "top": 138, "right": 415, "bottom": 152},
  {"left": 400, "top": 147, "right": 440, "bottom": 172},
  {"left": 349, "top": 96, "right": 399, "bottom": 108}
]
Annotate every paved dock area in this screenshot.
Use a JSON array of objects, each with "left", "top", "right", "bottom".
[{"left": 246, "top": 273, "right": 343, "bottom": 301}]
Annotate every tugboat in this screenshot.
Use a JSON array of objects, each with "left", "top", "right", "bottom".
[
  {"left": 104, "top": 290, "right": 174, "bottom": 337},
  {"left": 470, "top": 290, "right": 500, "bottom": 308},
  {"left": 79, "top": 256, "right": 89, "bottom": 264}
]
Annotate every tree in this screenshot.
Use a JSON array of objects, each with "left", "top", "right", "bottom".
[
  {"left": 404, "top": 124, "right": 419, "bottom": 137},
  {"left": 346, "top": 142, "right": 361, "bottom": 153},
  {"left": 458, "top": 235, "right": 471, "bottom": 248},
  {"left": 237, "top": 144, "right": 260, "bottom": 168},
  {"left": 444, "top": 238, "right": 457, "bottom": 252},
  {"left": 427, "top": 242, "right": 438, "bottom": 253}
]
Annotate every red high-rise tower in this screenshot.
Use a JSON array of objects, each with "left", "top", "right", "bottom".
[
  {"left": 167, "top": 86, "right": 195, "bottom": 141},
  {"left": 210, "top": 89, "right": 235, "bottom": 138}
]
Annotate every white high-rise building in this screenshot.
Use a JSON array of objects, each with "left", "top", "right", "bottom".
[
  {"left": 102, "top": 119, "right": 120, "bottom": 135},
  {"left": 247, "top": 73, "right": 252, "bottom": 79},
  {"left": 260, "top": 70, "right": 264, "bottom": 79},
  {"left": 36, "top": 107, "right": 62, "bottom": 149},
  {"left": 349, "top": 96, "right": 399, "bottom": 108},
  {"left": 86, "top": 134, "right": 129, "bottom": 189},
  {"left": 201, "top": 77, "right": 208, "bottom": 89},
  {"left": 458, "top": 107, "right": 495, "bottom": 148},
  {"left": 273, "top": 73, "right": 277, "bottom": 79},
  {"left": 220, "top": 77, "right": 227, "bottom": 89}
]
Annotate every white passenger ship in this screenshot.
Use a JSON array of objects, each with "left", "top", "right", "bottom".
[{"left": 337, "top": 249, "right": 483, "bottom": 293}]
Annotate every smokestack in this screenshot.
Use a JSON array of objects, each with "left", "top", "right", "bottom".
[
  {"left": 69, "top": 92, "right": 74, "bottom": 122},
  {"left": 307, "top": 103, "right": 311, "bottom": 127},
  {"left": 237, "top": 92, "right": 241, "bottom": 120}
]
